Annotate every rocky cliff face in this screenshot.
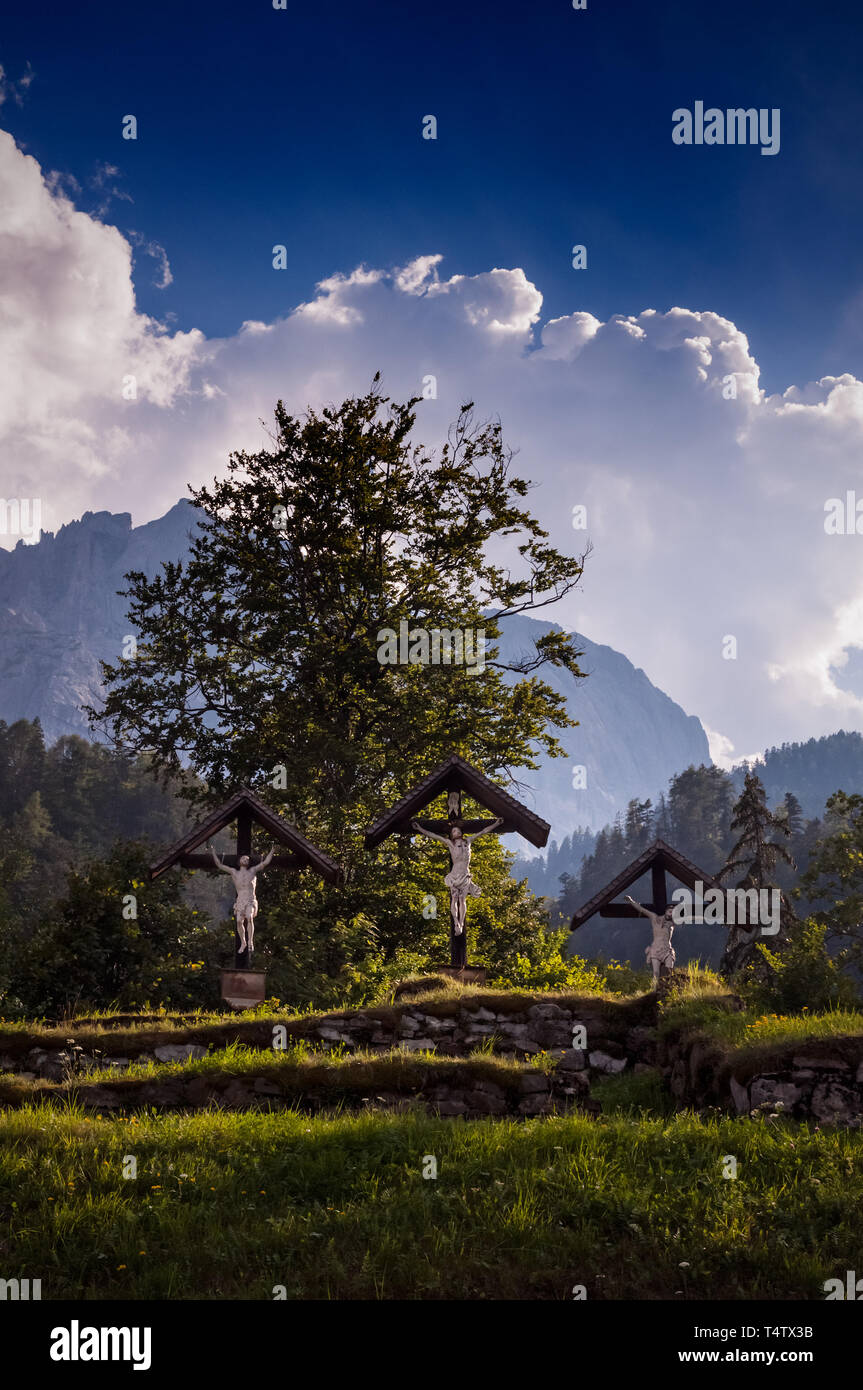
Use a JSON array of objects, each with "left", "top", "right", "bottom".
[
  {"left": 0, "top": 501, "right": 197, "bottom": 743},
  {"left": 495, "top": 614, "right": 710, "bottom": 835},
  {"left": 0, "top": 503, "right": 710, "bottom": 837}
]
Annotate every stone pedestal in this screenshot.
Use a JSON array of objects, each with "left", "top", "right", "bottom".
[
  {"left": 220, "top": 969, "right": 267, "bottom": 1010},
  {"left": 438, "top": 965, "right": 487, "bottom": 986}
]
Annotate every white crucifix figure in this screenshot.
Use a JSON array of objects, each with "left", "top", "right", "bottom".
[
  {"left": 411, "top": 816, "right": 503, "bottom": 935},
  {"left": 625, "top": 894, "right": 676, "bottom": 986},
  {"left": 209, "top": 842, "right": 275, "bottom": 955}
]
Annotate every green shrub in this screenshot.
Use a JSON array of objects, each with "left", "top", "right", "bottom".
[
  {"left": 735, "top": 919, "right": 859, "bottom": 1014},
  {"left": 490, "top": 928, "right": 607, "bottom": 992}
]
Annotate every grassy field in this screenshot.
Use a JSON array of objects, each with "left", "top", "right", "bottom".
[
  {"left": 1, "top": 1095, "right": 861, "bottom": 1300},
  {"left": 2, "top": 976, "right": 862, "bottom": 1301}
]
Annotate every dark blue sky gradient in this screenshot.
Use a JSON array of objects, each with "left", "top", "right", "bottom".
[{"left": 2, "top": 0, "right": 862, "bottom": 392}]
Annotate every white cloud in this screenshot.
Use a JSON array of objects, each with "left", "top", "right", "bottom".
[
  {"left": 4, "top": 131, "right": 863, "bottom": 760},
  {"left": 0, "top": 130, "right": 201, "bottom": 515},
  {"left": 129, "top": 232, "right": 173, "bottom": 288},
  {"left": 0, "top": 63, "right": 34, "bottom": 109}
]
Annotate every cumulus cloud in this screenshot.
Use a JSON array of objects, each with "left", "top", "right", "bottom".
[
  {"left": 0, "top": 131, "right": 201, "bottom": 513},
  {"left": 2, "top": 127, "right": 863, "bottom": 760}
]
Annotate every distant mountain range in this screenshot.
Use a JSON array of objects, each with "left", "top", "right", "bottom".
[
  {"left": 0, "top": 502, "right": 711, "bottom": 838},
  {"left": 495, "top": 614, "right": 710, "bottom": 836}
]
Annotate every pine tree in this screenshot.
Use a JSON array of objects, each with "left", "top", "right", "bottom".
[
  {"left": 719, "top": 770, "right": 796, "bottom": 977},
  {"left": 782, "top": 791, "right": 804, "bottom": 839}
]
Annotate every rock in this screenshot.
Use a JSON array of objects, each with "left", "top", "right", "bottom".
[
  {"left": 222, "top": 1080, "right": 255, "bottom": 1107},
  {"left": 519, "top": 1072, "right": 549, "bottom": 1094},
  {"left": 471, "top": 1007, "right": 498, "bottom": 1022},
  {"left": 670, "top": 1058, "right": 687, "bottom": 1098},
  {"left": 810, "top": 1080, "right": 863, "bottom": 1126},
  {"left": 688, "top": 1042, "right": 706, "bottom": 1087},
  {"left": 557, "top": 1049, "right": 587, "bottom": 1072},
  {"left": 153, "top": 1043, "right": 207, "bottom": 1063},
  {"left": 316, "top": 1027, "right": 351, "bottom": 1043},
  {"left": 792, "top": 1055, "right": 850, "bottom": 1071},
  {"left": 465, "top": 1088, "right": 507, "bottom": 1115},
  {"left": 856, "top": 1061, "right": 863, "bottom": 1085},
  {"left": 253, "top": 1077, "right": 282, "bottom": 1095},
  {"left": 397, "top": 1016, "right": 420, "bottom": 1036},
  {"left": 750, "top": 1077, "right": 801, "bottom": 1110},
  {"left": 532, "top": 1022, "right": 573, "bottom": 1048},
  {"left": 626, "top": 1026, "right": 656, "bottom": 1059},
  {"left": 16, "top": 1071, "right": 36, "bottom": 1081},
  {"left": 139, "top": 1081, "right": 185, "bottom": 1106},
  {"left": 633, "top": 1062, "right": 654, "bottom": 1075},
  {"left": 398, "top": 1038, "right": 435, "bottom": 1052},
  {"left": 518, "top": 1094, "right": 553, "bottom": 1115},
  {"left": 589, "top": 1038, "right": 625, "bottom": 1059},
  {"left": 36, "top": 1053, "right": 67, "bottom": 1081},
  {"left": 527, "top": 1003, "right": 566, "bottom": 1020},
  {"left": 434, "top": 1099, "right": 468, "bottom": 1116},
  {"left": 422, "top": 1016, "right": 456, "bottom": 1033},
  {"left": 516, "top": 1041, "right": 542, "bottom": 1055},
  {"left": 183, "top": 1077, "right": 213, "bottom": 1105},
  {"left": 553, "top": 1072, "right": 589, "bottom": 1096},
  {"left": 588, "top": 1051, "right": 627, "bottom": 1075},
  {"left": 729, "top": 1076, "right": 749, "bottom": 1114},
  {"left": 499, "top": 1022, "right": 530, "bottom": 1038},
  {"left": 80, "top": 1086, "right": 122, "bottom": 1111}
]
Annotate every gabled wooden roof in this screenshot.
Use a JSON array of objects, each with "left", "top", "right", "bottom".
[
  {"left": 150, "top": 786, "right": 342, "bottom": 884},
  {"left": 364, "top": 753, "right": 550, "bottom": 850},
  {"left": 569, "top": 838, "right": 722, "bottom": 930}
]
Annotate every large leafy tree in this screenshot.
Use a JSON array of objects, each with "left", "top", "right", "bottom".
[{"left": 88, "top": 380, "right": 588, "bottom": 988}]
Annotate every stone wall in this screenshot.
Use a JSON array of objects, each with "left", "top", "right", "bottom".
[
  {"left": 0, "top": 998, "right": 656, "bottom": 1085},
  {"left": 658, "top": 1030, "right": 863, "bottom": 1127}
]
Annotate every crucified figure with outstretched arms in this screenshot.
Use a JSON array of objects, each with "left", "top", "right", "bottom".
[
  {"left": 625, "top": 895, "right": 676, "bottom": 987},
  {"left": 208, "top": 842, "right": 275, "bottom": 956},
  {"left": 411, "top": 817, "right": 503, "bottom": 936}
]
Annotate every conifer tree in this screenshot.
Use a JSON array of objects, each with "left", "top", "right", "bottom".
[{"left": 719, "top": 770, "right": 796, "bottom": 977}]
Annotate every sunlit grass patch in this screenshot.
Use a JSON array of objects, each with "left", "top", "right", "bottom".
[{"left": 0, "top": 1101, "right": 860, "bottom": 1300}]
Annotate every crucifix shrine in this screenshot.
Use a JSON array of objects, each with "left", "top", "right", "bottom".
[
  {"left": 569, "top": 838, "right": 730, "bottom": 987},
  {"left": 365, "top": 753, "right": 550, "bottom": 972},
  {"left": 150, "top": 785, "right": 342, "bottom": 1008}
]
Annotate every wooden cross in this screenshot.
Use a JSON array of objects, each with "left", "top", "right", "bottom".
[{"left": 150, "top": 786, "right": 342, "bottom": 970}]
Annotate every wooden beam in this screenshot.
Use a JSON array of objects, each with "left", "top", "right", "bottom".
[
  {"left": 652, "top": 862, "right": 667, "bottom": 914},
  {"left": 178, "top": 853, "right": 304, "bottom": 871},
  {"left": 412, "top": 818, "right": 502, "bottom": 835},
  {"left": 599, "top": 903, "right": 657, "bottom": 918}
]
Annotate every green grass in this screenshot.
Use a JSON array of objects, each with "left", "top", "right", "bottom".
[
  {"left": 1, "top": 1100, "right": 860, "bottom": 1300},
  {"left": 0, "top": 1044, "right": 558, "bottom": 1111}
]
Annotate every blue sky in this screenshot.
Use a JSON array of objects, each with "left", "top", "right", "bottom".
[
  {"left": 3, "top": 0, "right": 863, "bottom": 763},
  {"left": 3, "top": 0, "right": 862, "bottom": 392}
]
